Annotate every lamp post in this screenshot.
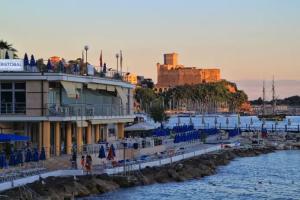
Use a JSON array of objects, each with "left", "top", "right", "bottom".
[
  {"left": 115, "top": 53, "right": 119, "bottom": 74},
  {"left": 84, "top": 45, "right": 89, "bottom": 68}
]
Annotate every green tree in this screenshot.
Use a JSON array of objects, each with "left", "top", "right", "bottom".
[
  {"left": 157, "top": 80, "right": 248, "bottom": 113},
  {"left": 149, "top": 99, "right": 169, "bottom": 127},
  {"left": 0, "top": 40, "right": 18, "bottom": 58},
  {"left": 134, "top": 88, "right": 157, "bottom": 112}
]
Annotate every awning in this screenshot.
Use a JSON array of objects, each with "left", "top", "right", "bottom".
[
  {"left": 124, "top": 122, "right": 156, "bottom": 132},
  {"left": 91, "top": 118, "right": 134, "bottom": 124},
  {"left": 76, "top": 121, "right": 88, "bottom": 127},
  {"left": 0, "top": 133, "right": 30, "bottom": 142},
  {"left": 116, "top": 87, "right": 128, "bottom": 104},
  {"left": 61, "top": 81, "right": 82, "bottom": 98},
  {"left": 107, "top": 85, "right": 116, "bottom": 92},
  {"left": 87, "top": 83, "right": 107, "bottom": 91},
  {"left": 87, "top": 83, "right": 98, "bottom": 90}
]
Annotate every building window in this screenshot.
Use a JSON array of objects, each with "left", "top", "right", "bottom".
[{"left": 0, "top": 82, "right": 26, "bottom": 114}]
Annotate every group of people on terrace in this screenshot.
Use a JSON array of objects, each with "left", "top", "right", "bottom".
[{"left": 19, "top": 53, "right": 125, "bottom": 80}]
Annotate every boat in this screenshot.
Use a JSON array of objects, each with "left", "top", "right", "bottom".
[
  {"left": 258, "top": 113, "right": 286, "bottom": 121},
  {"left": 258, "top": 78, "right": 286, "bottom": 121}
]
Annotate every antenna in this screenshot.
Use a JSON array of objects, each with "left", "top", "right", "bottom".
[
  {"left": 262, "top": 80, "right": 266, "bottom": 115},
  {"left": 272, "top": 76, "right": 276, "bottom": 114},
  {"left": 120, "top": 50, "right": 123, "bottom": 74},
  {"left": 115, "top": 53, "right": 119, "bottom": 73}
]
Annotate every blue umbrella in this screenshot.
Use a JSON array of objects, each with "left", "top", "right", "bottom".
[
  {"left": 5, "top": 51, "right": 9, "bottom": 59},
  {"left": 30, "top": 55, "right": 36, "bottom": 67},
  {"left": 24, "top": 53, "right": 29, "bottom": 66},
  {"left": 39, "top": 147, "right": 46, "bottom": 160},
  {"left": 75, "top": 64, "right": 80, "bottom": 73},
  {"left": 3, "top": 153, "right": 7, "bottom": 168},
  {"left": 25, "top": 149, "right": 32, "bottom": 162},
  {"left": 17, "top": 150, "right": 24, "bottom": 164},
  {"left": 58, "top": 61, "right": 65, "bottom": 73},
  {"left": 111, "top": 144, "right": 116, "bottom": 157},
  {"left": 103, "top": 63, "right": 107, "bottom": 73},
  {"left": 0, "top": 152, "right": 5, "bottom": 168},
  {"left": 98, "top": 145, "right": 106, "bottom": 159},
  {"left": 33, "top": 148, "right": 39, "bottom": 162},
  {"left": 9, "top": 152, "right": 16, "bottom": 166},
  {"left": 46, "top": 59, "right": 52, "bottom": 72}
]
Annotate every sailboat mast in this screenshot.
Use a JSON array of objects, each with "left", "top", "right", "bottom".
[
  {"left": 272, "top": 76, "right": 276, "bottom": 114},
  {"left": 262, "top": 80, "right": 266, "bottom": 115}
]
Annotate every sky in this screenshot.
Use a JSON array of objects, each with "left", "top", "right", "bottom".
[{"left": 1, "top": 0, "right": 300, "bottom": 99}]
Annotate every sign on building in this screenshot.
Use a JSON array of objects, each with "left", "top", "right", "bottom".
[
  {"left": 87, "top": 64, "right": 95, "bottom": 76},
  {"left": 0, "top": 59, "right": 24, "bottom": 71}
]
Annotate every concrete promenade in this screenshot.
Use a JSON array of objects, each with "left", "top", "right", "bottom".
[{"left": 0, "top": 143, "right": 228, "bottom": 192}]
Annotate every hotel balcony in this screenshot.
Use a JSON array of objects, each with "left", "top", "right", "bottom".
[{"left": 0, "top": 70, "right": 135, "bottom": 123}]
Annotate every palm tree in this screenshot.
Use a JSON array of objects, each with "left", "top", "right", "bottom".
[{"left": 0, "top": 40, "right": 18, "bottom": 58}]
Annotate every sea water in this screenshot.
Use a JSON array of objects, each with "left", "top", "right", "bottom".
[{"left": 82, "top": 150, "right": 300, "bottom": 200}]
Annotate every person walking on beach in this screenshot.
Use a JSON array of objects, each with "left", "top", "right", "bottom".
[
  {"left": 80, "top": 155, "right": 85, "bottom": 170},
  {"left": 85, "top": 155, "right": 92, "bottom": 174}
]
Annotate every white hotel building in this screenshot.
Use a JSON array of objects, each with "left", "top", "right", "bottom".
[{"left": 0, "top": 58, "right": 135, "bottom": 158}]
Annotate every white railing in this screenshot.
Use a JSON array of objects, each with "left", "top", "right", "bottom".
[
  {"left": 0, "top": 144, "right": 227, "bottom": 192},
  {"left": 104, "top": 144, "right": 222, "bottom": 175}
]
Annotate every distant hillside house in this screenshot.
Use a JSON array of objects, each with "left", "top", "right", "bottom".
[{"left": 155, "top": 53, "right": 221, "bottom": 92}]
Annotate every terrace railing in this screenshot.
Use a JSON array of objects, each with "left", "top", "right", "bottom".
[
  {"left": 46, "top": 103, "right": 131, "bottom": 117},
  {"left": 22, "top": 65, "right": 130, "bottom": 83}
]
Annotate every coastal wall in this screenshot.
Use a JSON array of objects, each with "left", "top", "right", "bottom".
[
  {"left": 0, "top": 144, "right": 222, "bottom": 192},
  {"left": 0, "top": 146, "right": 277, "bottom": 199}
]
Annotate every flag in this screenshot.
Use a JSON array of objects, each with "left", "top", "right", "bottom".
[
  {"left": 82, "top": 50, "right": 84, "bottom": 63},
  {"left": 100, "top": 50, "right": 103, "bottom": 68}
]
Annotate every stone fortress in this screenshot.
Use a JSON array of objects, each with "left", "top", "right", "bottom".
[{"left": 155, "top": 53, "right": 220, "bottom": 92}]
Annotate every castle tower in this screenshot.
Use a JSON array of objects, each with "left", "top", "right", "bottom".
[{"left": 164, "top": 53, "right": 178, "bottom": 66}]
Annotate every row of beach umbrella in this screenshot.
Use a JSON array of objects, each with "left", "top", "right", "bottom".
[
  {"left": 228, "top": 128, "right": 241, "bottom": 138},
  {"left": 23, "top": 53, "right": 68, "bottom": 73},
  {"left": 98, "top": 144, "right": 116, "bottom": 160},
  {"left": 173, "top": 125, "right": 194, "bottom": 133},
  {"left": 174, "top": 130, "right": 200, "bottom": 143},
  {"left": 152, "top": 128, "right": 170, "bottom": 137},
  {"left": 0, "top": 147, "right": 46, "bottom": 168},
  {"left": 200, "top": 128, "right": 220, "bottom": 136}
]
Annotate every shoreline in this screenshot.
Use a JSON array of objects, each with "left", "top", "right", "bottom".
[{"left": 1, "top": 146, "right": 278, "bottom": 200}]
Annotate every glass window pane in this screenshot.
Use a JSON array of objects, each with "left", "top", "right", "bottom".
[
  {"left": 1, "top": 91, "right": 13, "bottom": 113},
  {"left": 15, "top": 91, "right": 26, "bottom": 114},
  {"left": 1, "top": 91, "right": 13, "bottom": 103},
  {"left": 1, "top": 83, "right": 12, "bottom": 89},
  {"left": 15, "top": 91, "right": 25, "bottom": 102},
  {"left": 15, "top": 82, "right": 26, "bottom": 90}
]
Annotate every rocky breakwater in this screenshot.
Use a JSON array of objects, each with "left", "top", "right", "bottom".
[{"left": 1, "top": 146, "right": 275, "bottom": 200}]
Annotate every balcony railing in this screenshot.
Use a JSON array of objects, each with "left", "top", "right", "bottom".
[
  {"left": 46, "top": 103, "right": 131, "bottom": 117},
  {"left": 20, "top": 65, "right": 130, "bottom": 83}
]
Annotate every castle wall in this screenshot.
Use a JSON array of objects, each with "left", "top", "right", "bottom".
[
  {"left": 155, "top": 53, "right": 221, "bottom": 91},
  {"left": 156, "top": 66, "right": 220, "bottom": 88}
]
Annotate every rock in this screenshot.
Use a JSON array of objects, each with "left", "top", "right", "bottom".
[{"left": 0, "top": 146, "right": 276, "bottom": 199}]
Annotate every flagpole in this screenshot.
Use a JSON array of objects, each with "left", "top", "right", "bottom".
[
  {"left": 120, "top": 50, "right": 123, "bottom": 75},
  {"left": 100, "top": 50, "right": 103, "bottom": 72}
]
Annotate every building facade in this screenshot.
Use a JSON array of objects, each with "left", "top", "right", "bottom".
[
  {"left": 0, "top": 60, "right": 135, "bottom": 158},
  {"left": 124, "top": 73, "right": 138, "bottom": 85},
  {"left": 156, "top": 53, "right": 221, "bottom": 92}
]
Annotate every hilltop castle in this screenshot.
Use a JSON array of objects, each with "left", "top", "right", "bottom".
[{"left": 155, "top": 53, "right": 221, "bottom": 92}]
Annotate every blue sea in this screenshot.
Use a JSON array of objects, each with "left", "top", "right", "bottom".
[{"left": 82, "top": 150, "right": 300, "bottom": 200}]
